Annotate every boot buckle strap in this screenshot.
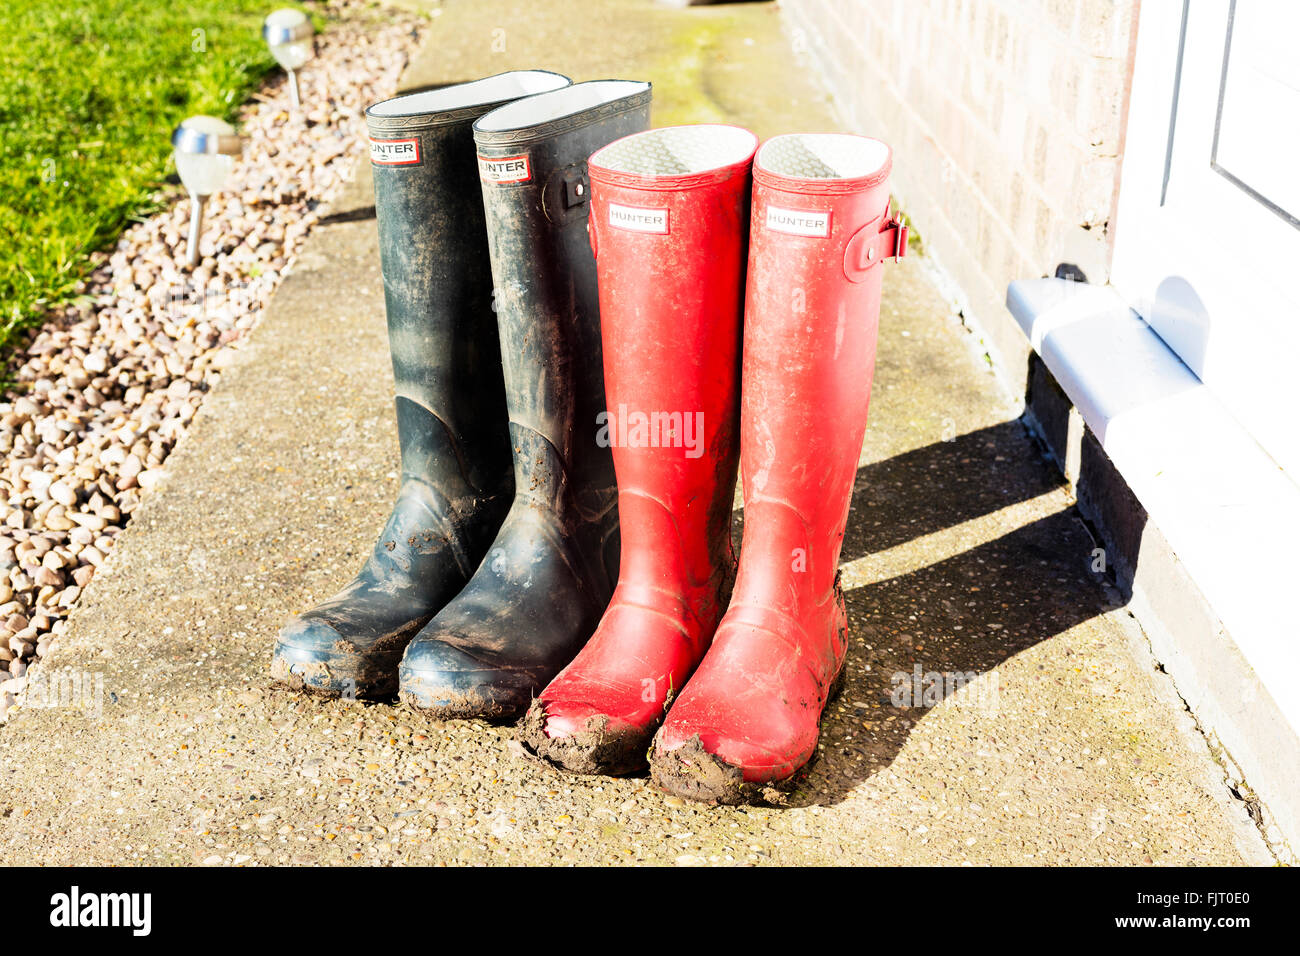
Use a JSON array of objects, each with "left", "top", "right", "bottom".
[
  {"left": 843, "top": 207, "right": 907, "bottom": 283},
  {"left": 543, "top": 164, "right": 591, "bottom": 224}
]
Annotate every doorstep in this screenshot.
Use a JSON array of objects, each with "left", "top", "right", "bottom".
[{"left": 1008, "top": 276, "right": 1300, "bottom": 857}]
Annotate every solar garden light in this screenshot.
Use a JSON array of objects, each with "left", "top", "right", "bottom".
[
  {"left": 263, "top": 8, "right": 316, "bottom": 108},
  {"left": 171, "top": 116, "right": 241, "bottom": 268}
]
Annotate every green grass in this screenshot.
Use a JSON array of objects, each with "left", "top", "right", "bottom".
[{"left": 0, "top": 0, "right": 291, "bottom": 353}]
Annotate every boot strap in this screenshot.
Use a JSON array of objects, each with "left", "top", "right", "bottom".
[
  {"left": 542, "top": 163, "right": 591, "bottom": 225},
  {"left": 844, "top": 205, "right": 907, "bottom": 282}
]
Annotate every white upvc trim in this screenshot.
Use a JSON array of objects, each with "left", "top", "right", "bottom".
[{"left": 1008, "top": 277, "right": 1300, "bottom": 738}]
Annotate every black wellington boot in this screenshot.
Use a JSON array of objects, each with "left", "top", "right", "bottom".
[
  {"left": 398, "top": 80, "right": 652, "bottom": 719},
  {"left": 271, "top": 71, "right": 572, "bottom": 698}
]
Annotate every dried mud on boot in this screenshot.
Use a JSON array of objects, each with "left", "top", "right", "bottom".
[
  {"left": 518, "top": 701, "right": 651, "bottom": 777},
  {"left": 647, "top": 734, "right": 794, "bottom": 806},
  {"left": 649, "top": 665, "right": 847, "bottom": 806},
  {"left": 269, "top": 655, "right": 387, "bottom": 701},
  {"left": 271, "top": 629, "right": 413, "bottom": 700},
  {"left": 399, "top": 685, "right": 523, "bottom": 724}
]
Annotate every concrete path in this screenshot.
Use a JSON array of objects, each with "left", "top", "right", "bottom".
[{"left": 0, "top": 0, "right": 1270, "bottom": 865}]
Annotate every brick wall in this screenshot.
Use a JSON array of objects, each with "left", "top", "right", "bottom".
[{"left": 782, "top": 0, "right": 1138, "bottom": 384}]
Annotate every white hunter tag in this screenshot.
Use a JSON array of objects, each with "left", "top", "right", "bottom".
[
  {"left": 607, "top": 202, "right": 669, "bottom": 234},
  {"left": 369, "top": 137, "right": 422, "bottom": 166},
  {"left": 478, "top": 154, "right": 532, "bottom": 184},
  {"left": 765, "top": 205, "right": 831, "bottom": 237}
]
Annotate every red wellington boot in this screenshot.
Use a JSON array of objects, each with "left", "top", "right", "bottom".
[
  {"left": 519, "top": 125, "right": 758, "bottom": 775},
  {"left": 649, "top": 133, "right": 906, "bottom": 803}
]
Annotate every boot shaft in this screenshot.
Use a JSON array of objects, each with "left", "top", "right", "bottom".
[
  {"left": 740, "top": 133, "right": 902, "bottom": 594},
  {"left": 472, "top": 81, "right": 651, "bottom": 516},
  {"left": 587, "top": 124, "right": 757, "bottom": 589},
  {"left": 364, "top": 71, "right": 569, "bottom": 489}
]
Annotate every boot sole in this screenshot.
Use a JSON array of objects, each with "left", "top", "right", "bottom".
[
  {"left": 398, "top": 665, "right": 539, "bottom": 722},
  {"left": 647, "top": 664, "right": 847, "bottom": 806},
  {"left": 400, "top": 692, "right": 525, "bottom": 723},
  {"left": 269, "top": 643, "right": 400, "bottom": 701}
]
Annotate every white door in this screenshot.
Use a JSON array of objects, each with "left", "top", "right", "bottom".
[{"left": 1111, "top": 0, "right": 1300, "bottom": 477}]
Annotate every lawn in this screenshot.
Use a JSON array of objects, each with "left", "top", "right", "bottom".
[{"left": 0, "top": 0, "right": 287, "bottom": 355}]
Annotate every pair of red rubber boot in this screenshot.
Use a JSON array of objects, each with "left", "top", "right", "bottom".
[{"left": 520, "top": 126, "right": 906, "bottom": 804}]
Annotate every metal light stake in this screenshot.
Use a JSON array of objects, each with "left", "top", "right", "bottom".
[
  {"left": 263, "top": 9, "right": 317, "bottom": 109},
  {"left": 171, "top": 117, "right": 242, "bottom": 268}
]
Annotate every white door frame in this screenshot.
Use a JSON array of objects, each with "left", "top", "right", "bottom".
[{"left": 1111, "top": 0, "right": 1300, "bottom": 478}]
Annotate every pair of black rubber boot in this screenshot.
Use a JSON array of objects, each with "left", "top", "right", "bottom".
[{"left": 271, "top": 72, "right": 652, "bottom": 718}]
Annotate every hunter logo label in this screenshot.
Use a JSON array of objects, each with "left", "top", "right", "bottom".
[
  {"left": 765, "top": 205, "right": 831, "bottom": 238},
  {"left": 478, "top": 154, "right": 532, "bottom": 184},
  {"left": 608, "top": 202, "right": 669, "bottom": 234},
  {"left": 368, "top": 137, "right": 422, "bottom": 166}
]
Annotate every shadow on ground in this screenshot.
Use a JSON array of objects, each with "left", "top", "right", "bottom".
[
  {"left": 742, "top": 418, "right": 1122, "bottom": 808},
  {"left": 841, "top": 421, "right": 1062, "bottom": 557}
]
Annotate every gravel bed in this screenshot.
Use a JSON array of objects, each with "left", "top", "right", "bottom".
[{"left": 0, "top": 0, "right": 424, "bottom": 719}]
